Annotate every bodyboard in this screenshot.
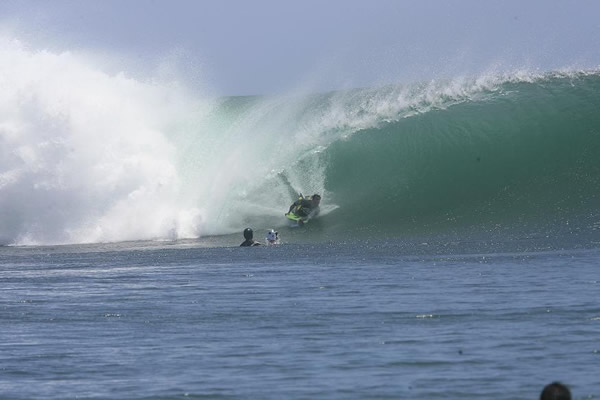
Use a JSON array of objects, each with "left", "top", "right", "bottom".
[{"left": 285, "top": 212, "right": 308, "bottom": 223}]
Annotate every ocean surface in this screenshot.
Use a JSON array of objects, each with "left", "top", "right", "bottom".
[
  {"left": 1, "top": 241, "right": 600, "bottom": 399},
  {"left": 2, "top": 40, "right": 600, "bottom": 398}
]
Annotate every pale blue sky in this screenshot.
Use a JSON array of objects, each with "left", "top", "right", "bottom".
[{"left": 2, "top": 0, "right": 600, "bottom": 95}]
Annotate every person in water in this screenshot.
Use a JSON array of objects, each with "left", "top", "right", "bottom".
[
  {"left": 265, "top": 229, "right": 280, "bottom": 245},
  {"left": 287, "top": 194, "right": 321, "bottom": 222},
  {"left": 540, "top": 382, "right": 571, "bottom": 400},
  {"left": 240, "top": 228, "right": 261, "bottom": 247}
]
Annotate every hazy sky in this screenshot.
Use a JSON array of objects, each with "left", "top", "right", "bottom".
[{"left": 2, "top": 0, "right": 600, "bottom": 95}]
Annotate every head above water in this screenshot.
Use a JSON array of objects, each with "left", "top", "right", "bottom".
[
  {"left": 243, "top": 228, "right": 253, "bottom": 240},
  {"left": 311, "top": 194, "right": 321, "bottom": 205},
  {"left": 266, "top": 229, "right": 278, "bottom": 241},
  {"left": 540, "top": 382, "right": 571, "bottom": 400}
]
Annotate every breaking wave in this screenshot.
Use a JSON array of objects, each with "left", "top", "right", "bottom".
[{"left": 2, "top": 36, "right": 599, "bottom": 245}]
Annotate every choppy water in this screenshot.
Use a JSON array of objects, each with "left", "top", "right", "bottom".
[{"left": 2, "top": 241, "right": 599, "bottom": 399}]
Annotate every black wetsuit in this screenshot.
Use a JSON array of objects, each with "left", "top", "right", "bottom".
[
  {"left": 240, "top": 240, "right": 261, "bottom": 247},
  {"left": 289, "top": 198, "right": 314, "bottom": 218}
]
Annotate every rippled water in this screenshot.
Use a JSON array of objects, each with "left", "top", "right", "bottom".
[{"left": 1, "top": 241, "right": 599, "bottom": 399}]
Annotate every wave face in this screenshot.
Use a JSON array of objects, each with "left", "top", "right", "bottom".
[
  {"left": 2, "top": 38, "right": 600, "bottom": 245},
  {"left": 321, "top": 73, "right": 600, "bottom": 239}
]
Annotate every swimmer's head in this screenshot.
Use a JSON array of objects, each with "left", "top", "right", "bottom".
[{"left": 266, "top": 229, "right": 278, "bottom": 242}]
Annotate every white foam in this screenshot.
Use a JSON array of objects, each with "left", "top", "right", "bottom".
[{"left": 0, "top": 37, "right": 200, "bottom": 244}]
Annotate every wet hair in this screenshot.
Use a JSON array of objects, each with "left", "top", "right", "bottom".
[
  {"left": 540, "top": 382, "right": 571, "bottom": 400},
  {"left": 243, "top": 228, "right": 253, "bottom": 240},
  {"left": 312, "top": 194, "right": 321, "bottom": 200}
]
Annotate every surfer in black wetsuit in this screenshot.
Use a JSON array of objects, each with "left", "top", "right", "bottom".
[
  {"left": 240, "top": 228, "right": 261, "bottom": 247},
  {"left": 287, "top": 194, "right": 321, "bottom": 221}
]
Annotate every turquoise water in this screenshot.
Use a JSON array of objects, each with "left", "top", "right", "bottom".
[
  {"left": 1, "top": 241, "right": 599, "bottom": 399},
  {"left": 323, "top": 74, "right": 600, "bottom": 236}
]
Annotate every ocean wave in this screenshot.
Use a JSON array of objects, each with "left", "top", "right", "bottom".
[{"left": 2, "top": 36, "right": 599, "bottom": 244}]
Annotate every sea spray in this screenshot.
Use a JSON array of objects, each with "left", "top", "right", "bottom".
[{"left": 0, "top": 38, "right": 201, "bottom": 244}]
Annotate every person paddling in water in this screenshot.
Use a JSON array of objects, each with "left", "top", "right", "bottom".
[
  {"left": 240, "top": 228, "right": 261, "bottom": 247},
  {"left": 286, "top": 194, "right": 321, "bottom": 225}
]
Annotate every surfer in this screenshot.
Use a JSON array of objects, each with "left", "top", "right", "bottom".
[
  {"left": 265, "top": 229, "right": 280, "bottom": 245},
  {"left": 286, "top": 194, "right": 321, "bottom": 225},
  {"left": 240, "top": 228, "right": 261, "bottom": 247}
]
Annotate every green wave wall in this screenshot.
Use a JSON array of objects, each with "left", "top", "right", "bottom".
[{"left": 320, "top": 74, "right": 600, "bottom": 237}]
